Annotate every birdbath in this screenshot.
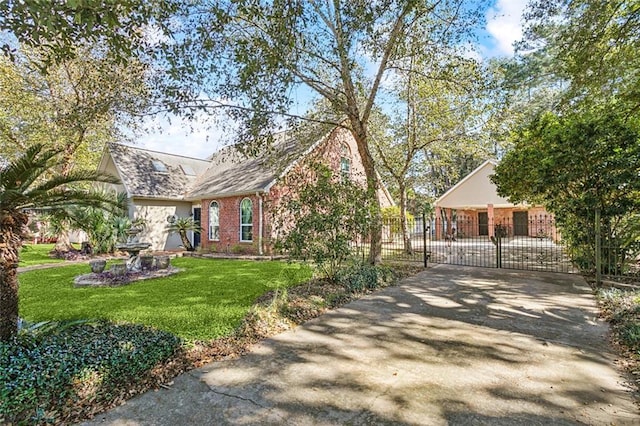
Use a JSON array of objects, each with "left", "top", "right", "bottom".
[{"left": 115, "top": 227, "right": 151, "bottom": 272}]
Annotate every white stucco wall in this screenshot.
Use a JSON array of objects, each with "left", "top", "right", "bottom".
[
  {"left": 132, "top": 199, "right": 194, "bottom": 251},
  {"left": 436, "top": 161, "right": 513, "bottom": 209}
]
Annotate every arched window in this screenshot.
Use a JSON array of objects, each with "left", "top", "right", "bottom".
[
  {"left": 340, "top": 143, "right": 351, "bottom": 180},
  {"left": 240, "top": 198, "right": 253, "bottom": 242},
  {"left": 209, "top": 201, "right": 219, "bottom": 241}
]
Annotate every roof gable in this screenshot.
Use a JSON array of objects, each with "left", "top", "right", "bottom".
[
  {"left": 186, "top": 125, "right": 334, "bottom": 200},
  {"left": 101, "top": 143, "right": 210, "bottom": 199},
  {"left": 435, "top": 160, "right": 515, "bottom": 209}
]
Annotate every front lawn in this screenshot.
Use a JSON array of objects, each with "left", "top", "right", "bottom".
[
  {"left": 18, "top": 243, "right": 65, "bottom": 267},
  {"left": 19, "top": 257, "right": 312, "bottom": 341}
]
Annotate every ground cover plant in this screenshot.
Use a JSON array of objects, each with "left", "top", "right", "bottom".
[
  {"left": 597, "top": 288, "right": 640, "bottom": 383},
  {"left": 17, "top": 244, "right": 65, "bottom": 267},
  {"left": 19, "top": 258, "right": 312, "bottom": 341},
  {"left": 1, "top": 320, "right": 181, "bottom": 424}
]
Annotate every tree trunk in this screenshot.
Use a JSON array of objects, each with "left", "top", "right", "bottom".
[
  {"left": 0, "top": 213, "right": 27, "bottom": 341},
  {"left": 179, "top": 231, "right": 194, "bottom": 251},
  {"left": 348, "top": 121, "right": 382, "bottom": 265},
  {"left": 398, "top": 184, "right": 413, "bottom": 255},
  {"left": 53, "top": 142, "right": 81, "bottom": 253},
  {"left": 0, "top": 263, "right": 19, "bottom": 341},
  {"left": 54, "top": 230, "right": 74, "bottom": 252}
]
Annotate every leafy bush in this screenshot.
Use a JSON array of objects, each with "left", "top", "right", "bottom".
[
  {"left": 0, "top": 320, "right": 181, "bottom": 424},
  {"left": 597, "top": 288, "right": 640, "bottom": 355},
  {"left": 492, "top": 109, "right": 640, "bottom": 275},
  {"left": 273, "top": 162, "right": 372, "bottom": 281}
]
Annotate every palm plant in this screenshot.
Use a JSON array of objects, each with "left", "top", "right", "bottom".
[
  {"left": 166, "top": 216, "right": 200, "bottom": 252},
  {"left": 64, "top": 190, "right": 129, "bottom": 254},
  {"left": 0, "top": 144, "right": 119, "bottom": 341}
]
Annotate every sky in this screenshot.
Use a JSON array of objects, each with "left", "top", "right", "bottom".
[{"left": 134, "top": 0, "right": 529, "bottom": 160}]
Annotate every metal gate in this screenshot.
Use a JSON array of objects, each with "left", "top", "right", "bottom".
[{"left": 426, "top": 214, "right": 576, "bottom": 273}]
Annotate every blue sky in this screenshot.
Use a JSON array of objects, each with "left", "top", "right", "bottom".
[{"left": 135, "top": 0, "right": 528, "bottom": 159}]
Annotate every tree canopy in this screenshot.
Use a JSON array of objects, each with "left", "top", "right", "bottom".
[
  {"left": 0, "top": 0, "right": 177, "bottom": 68},
  {"left": 519, "top": 0, "right": 640, "bottom": 112},
  {"left": 0, "top": 49, "right": 149, "bottom": 171}
]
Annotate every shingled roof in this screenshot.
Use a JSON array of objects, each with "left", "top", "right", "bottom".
[
  {"left": 185, "top": 132, "right": 311, "bottom": 200},
  {"left": 103, "top": 143, "right": 210, "bottom": 199},
  {"left": 102, "top": 122, "right": 337, "bottom": 200}
]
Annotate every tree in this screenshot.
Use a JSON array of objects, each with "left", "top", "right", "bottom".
[
  {"left": 166, "top": 217, "right": 200, "bottom": 252},
  {"left": 161, "top": 0, "right": 489, "bottom": 263},
  {"left": 371, "top": 52, "right": 487, "bottom": 252},
  {"left": 492, "top": 108, "right": 640, "bottom": 271},
  {"left": 0, "top": 144, "right": 119, "bottom": 341},
  {"left": 0, "top": 0, "right": 177, "bottom": 68},
  {"left": 0, "top": 48, "right": 150, "bottom": 251},
  {"left": 0, "top": 50, "right": 149, "bottom": 168}
]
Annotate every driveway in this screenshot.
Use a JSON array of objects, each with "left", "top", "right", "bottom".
[{"left": 84, "top": 265, "right": 638, "bottom": 425}]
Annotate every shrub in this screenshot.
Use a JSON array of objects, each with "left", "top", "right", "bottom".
[
  {"left": 597, "top": 288, "right": 640, "bottom": 356},
  {"left": 231, "top": 243, "right": 256, "bottom": 255},
  {"left": 273, "top": 162, "right": 372, "bottom": 281},
  {"left": 0, "top": 320, "right": 181, "bottom": 424},
  {"left": 336, "top": 261, "right": 395, "bottom": 293}
]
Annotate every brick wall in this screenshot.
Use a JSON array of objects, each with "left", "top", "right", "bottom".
[{"left": 200, "top": 194, "right": 260, "bottom": 254}]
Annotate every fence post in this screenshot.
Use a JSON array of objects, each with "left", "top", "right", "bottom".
[
  {"left": 494, "top": 224, "right": 503, "bottom": 268},
  {"left": 595, "top": 208, "right": 601, "bottom": 286},
  {"left": 422, "top": 212, "right": 428, "bottom": 267}
]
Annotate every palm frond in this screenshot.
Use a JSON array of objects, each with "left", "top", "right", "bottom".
[{"left": 1, "top": 144, "right": 121, "bottom": 215}]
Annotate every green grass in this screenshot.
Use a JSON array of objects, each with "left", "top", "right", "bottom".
[
  {"left": 18, "top": 258, "right": 312, "bottom": 341},
  {"left": 18, "top": 243, "right": 65, "bottom": 267}
]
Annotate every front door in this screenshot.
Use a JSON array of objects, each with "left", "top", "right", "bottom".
[
  {"left": 513, "top": 211, "right": 529, "bottom": 236},
  {"left": 192, "top": 207, "right": 201, "bottom": 249},
  {"left": 478, "top": 212, "right": 489, "bottom": 236}
]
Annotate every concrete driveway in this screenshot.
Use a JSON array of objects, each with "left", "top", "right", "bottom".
[{"left": 84, "top": 265, "right": 639, "bottom": 425}]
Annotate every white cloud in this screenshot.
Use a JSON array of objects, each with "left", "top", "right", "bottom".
[{"left": 485, "top": 0, "right": 529, "bottom": 57}]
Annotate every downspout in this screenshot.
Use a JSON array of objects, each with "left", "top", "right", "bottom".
[{"left": 257, "top": 192, "right": 264, "bottom": 255}]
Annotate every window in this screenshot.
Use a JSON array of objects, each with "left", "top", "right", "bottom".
[
  {"left": 181, "top": 164, "right": 196, "bottom": 176},
  {"left": 209, "top": 201, "right": 219, "bottom": 241},
  {"left": 340, "top": 143, "right": 351, "bottom": 180},
  {"left": 240, "top": 198, "right": 253, "bottom": 242},
  {"left": 151, "top": 160, "right": 167, "bottom": 173}
]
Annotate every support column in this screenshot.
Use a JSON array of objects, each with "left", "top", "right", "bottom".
[
  {"left": 488, "top": 204, "right": 495, "bottom": 237},
  {"left": 435, "top": 206, "right": 442, "bottom": 240}
]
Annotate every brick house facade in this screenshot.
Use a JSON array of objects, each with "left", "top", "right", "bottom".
[{"left": 193, "top": 126, "right": 393, "bottom": 255}]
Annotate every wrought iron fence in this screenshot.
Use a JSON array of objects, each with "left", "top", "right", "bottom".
[
  {"left": 594, "top": 208, "right": 640, "bottom": 285},
  {"left": 378, "top": 214, "right": 427, "bottom": 264},
  {"left": 426, "top": 214, "right": 574, "bottom": 273},
  {"left": 374, "top": 213, "right": 575, "bottom": 274},
  {"left": 373, "top": 209, "right": 639, "bottom": 281}
]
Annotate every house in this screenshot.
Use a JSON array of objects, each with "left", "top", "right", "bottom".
[
  {"left": 433, "top": 160, "right": 556, "bottom": 240},
  {"left": 97, "top": 143, "right": 211, "bottom": 250},
  {"left": 98, "top": 125, "right": 394, "bottom": 253}
]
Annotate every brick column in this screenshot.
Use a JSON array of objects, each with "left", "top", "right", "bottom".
[
  {"left": 487, "top": 204, "right": 495, "bottom": 237},
  {"left": 435, "top": 206, "right": 442, "bottom": 240}
]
